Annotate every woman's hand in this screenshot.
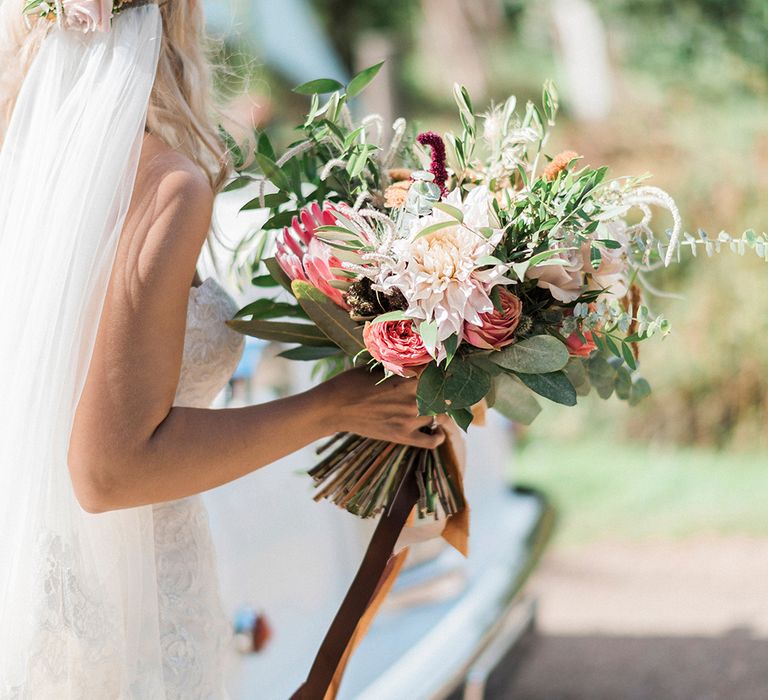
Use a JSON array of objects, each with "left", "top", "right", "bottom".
[{"left": 316, "top": 367, "right": 450, "bottom": 449}]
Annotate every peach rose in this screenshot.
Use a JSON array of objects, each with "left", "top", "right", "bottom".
[
  {"left": 566, "top": 330, "right": 597, "bottom": 357},
  {"left": 580, "top": 224, "right": 629, "bottom": 299},
  {"left": 63, "top": 0, "right": 112, "bottom": 33},
  {"left": 464, "top": 287, "right": 523, "bottom": 350},
  {"left": 526, "top": 251, "right": 584, "bottom": 303},
  {"left": 363, "top": 320, "right": 432, "bottom": 377}
]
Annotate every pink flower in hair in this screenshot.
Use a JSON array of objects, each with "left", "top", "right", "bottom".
[
  {"left": 275, "top": 202, "right": 351, "bottom": 309},
  {"left": 62, "top": 0, "right": 113, "bottom": 33}
]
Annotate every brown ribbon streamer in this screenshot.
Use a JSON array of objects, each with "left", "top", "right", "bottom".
[
  {"left": 292, "top": 435, "right": 471, "bottom": 700},
  {"left": 291, "top": 466, "right": 420, "bottom": 700},
  {"left": 323, "top": 549, "right": 410, "bottom": 700}
]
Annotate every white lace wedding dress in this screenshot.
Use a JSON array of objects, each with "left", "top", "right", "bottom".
[
  {"left": 5, "top": 277, "right": 244, "bottom": 700},
  {"left": 150, "top": 277, "right": 244, "bottom": 698}
]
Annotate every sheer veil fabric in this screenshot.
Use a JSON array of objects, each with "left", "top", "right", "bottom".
[{"left": 0, "top": 7, "right": 165, "bottom": 697}]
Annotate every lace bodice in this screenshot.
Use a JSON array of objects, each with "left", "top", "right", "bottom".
[
  {"left": 152, "top": 278, "right": 244, "bottom": 698},
  {"left": 174, "top": 278, "right": 246, "bottom": 408}
]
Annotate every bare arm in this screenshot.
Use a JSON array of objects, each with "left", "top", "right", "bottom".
[{"left": 69, "top": 145, "right": 445, "bottom": 513}]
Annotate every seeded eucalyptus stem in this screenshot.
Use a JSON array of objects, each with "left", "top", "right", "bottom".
[{"left": 309, "top": 434, "right": 464, "bottom": 520}]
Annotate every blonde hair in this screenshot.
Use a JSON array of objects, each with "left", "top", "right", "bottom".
[{"left": 0, "top": 0, "right": 229, "bottom": 190}]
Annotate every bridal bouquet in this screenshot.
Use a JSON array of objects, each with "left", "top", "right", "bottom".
[{"left": 225, "top": 65, "right": 767, "bottom": 521}]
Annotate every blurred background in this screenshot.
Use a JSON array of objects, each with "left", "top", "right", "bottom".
[{"left": 205, "top": 1, "right": 768, "bottom": 696}]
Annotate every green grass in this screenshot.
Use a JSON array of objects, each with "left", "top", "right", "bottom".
[{"left": 514, "top": 423, "right": 768, "bottom": 546}]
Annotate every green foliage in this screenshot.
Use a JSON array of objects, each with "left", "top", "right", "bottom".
[
  {"left": 416, "top": 359, "right": 492, "bottom": 416},
  {"left": 226, "top": 319, "right": 334, "bottom": 346},
  {"left": 234, "top": 298, "right": 307, "bottom": 321},
  {"left": 489, "top": 372, "right": 543, "bottom": 425},
  {"left": 491, "top": 335, "right": 570, "bottom": 374},
  {"left": 516, "top": 370, "right": 577, "bottom": 406},
  {"left": 291, "top": 281, "right": 366, "bottom": 356}
]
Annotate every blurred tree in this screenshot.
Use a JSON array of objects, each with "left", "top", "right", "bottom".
[
  {"left": 595, "top": 0, "right": 768, "bottom": 94},
  {"left": 309, "top": 0, "right": 418, "bottom": 69}
]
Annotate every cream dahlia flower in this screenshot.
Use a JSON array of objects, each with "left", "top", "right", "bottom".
[{"left": 378, "top": 186, "right": 509, "bottom": 354}]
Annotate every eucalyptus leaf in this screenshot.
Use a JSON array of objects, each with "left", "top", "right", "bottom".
[
  {"left": 417, "top": 320, "right": 439, "bottom": 356},
  {"left": 564, "top": 358, "right": 592, "bottom": 397},
  {"left": 444, "top": 333, "right": 460, "bottom": 366},
  {"left": 416, "top": 358, "right": 491, "bottom": 415},
  {"left": 475, "top": 255, "right": 505, "bottom": 267},
  {"left": 621, "top": 342, "right": 637, "bottom": 370},
  {"left": 629, "top": 377, "right": 652, "bottom": 406},
  {"left": 514, "top": 370, "right": 577, "bottom": 406},
  {"left": 587, "top": 354, "right": 617, "bottom": 399},
  {"left": 492, "top": 335, "right": 569, "bottom": 374},
  {"left": 615, "top": 366, "right": 632, "bottom": 400},
  {"left": 468, "top": 354, "right": 504, "bottom": 376},
  {"left": 449, "top": 407, "right": 474, "bottom": 432},
  {"left": 489, "top": 373, "right": 542, "bottom": 425},
  {"left": 605, "top": 334, "right": 621, "bottom": 358}
]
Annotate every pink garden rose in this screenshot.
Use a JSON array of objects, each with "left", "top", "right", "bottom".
[
  {"left": 464, "top": 287, "right": 523, "bottom": 350},
  {"left": 274, "top": 202, "right": 350, "bottom": 309},
  {"left": 363, "top": 320, "right": 432, "bottom": 377},
  {"left": 63, "top": 0, "right": 112, "bottom": 33},
  {"left": 566, "top": 330, "right": 597, "bottom": 357}
]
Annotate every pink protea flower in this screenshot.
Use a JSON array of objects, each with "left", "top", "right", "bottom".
[{"left": 274, "top": 202, "right": 350, "bottom": 309}]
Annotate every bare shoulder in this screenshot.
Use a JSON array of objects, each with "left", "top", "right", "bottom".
[
  {"left": 137, "top": 135, "right": 214, "bottom": 215},
  {"left": 124, "top": 135, "right": 214, "bottom": 251},
  {"left": 116, "top": 136, "right": 215, "bottom": 286}
]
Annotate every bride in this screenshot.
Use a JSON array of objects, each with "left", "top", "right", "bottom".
[{"left": 0, "top": 0, "right": 449, "bottom": 697}]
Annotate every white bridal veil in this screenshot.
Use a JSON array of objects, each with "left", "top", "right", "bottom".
[{"left": 0, "top": 5, "right": 164, "bottom": 696}]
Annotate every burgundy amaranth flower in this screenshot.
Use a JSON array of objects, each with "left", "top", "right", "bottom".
[{"left": 416, "top": 131, "right": 448, "bottom": 196}]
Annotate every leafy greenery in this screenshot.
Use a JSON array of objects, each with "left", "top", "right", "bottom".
[{"left": 292, "top": 281, "right": 366, "bottom": 356}]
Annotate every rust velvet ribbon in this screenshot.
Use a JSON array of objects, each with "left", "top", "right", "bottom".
[{"left": 291, "top": 440, "right": 469, "bottom": 700}]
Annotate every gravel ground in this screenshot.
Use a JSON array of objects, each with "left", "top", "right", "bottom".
[{"left": 491, "top": 537, "right": 768, "bottom": 699}]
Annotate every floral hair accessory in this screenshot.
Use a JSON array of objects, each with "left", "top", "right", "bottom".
[{"left": 24, "top": 0, "right": 146, "bottom": 33}]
